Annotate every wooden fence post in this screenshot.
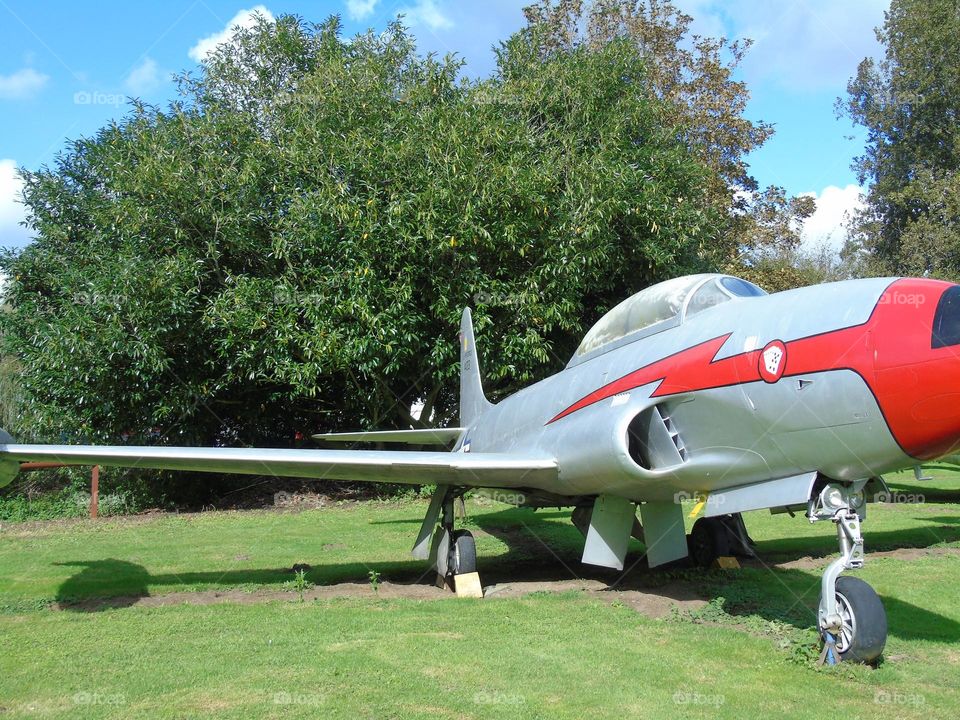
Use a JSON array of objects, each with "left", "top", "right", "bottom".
[{"left": 90, "top": 465, "right": 99, "bottom": 519}]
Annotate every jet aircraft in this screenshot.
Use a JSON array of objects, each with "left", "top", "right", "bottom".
[{"left": 4, "top": 272, "right": 958, "bottom": 664}]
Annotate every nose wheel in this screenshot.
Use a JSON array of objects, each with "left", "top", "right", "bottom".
[
  {"left": 810, "top": 481, "right": 887, "bottom": 665},
  {"left": 823, "top": 576, "right": 887, "bottom": 663}
]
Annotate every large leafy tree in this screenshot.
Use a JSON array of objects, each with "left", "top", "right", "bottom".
[
  {"left": 840, "top": 0, "right": 960, "bottom": 279},
  {"left": 1, "top": 14, "right": 716, "bottom": 449},
  {"left": 522, "top": 0, "right": 816, "bottom": 276}
]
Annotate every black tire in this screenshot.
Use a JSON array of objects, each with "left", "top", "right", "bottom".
[
  {"left": 449, "top": 530, "right": 477, "bottom": 575},
  {"left": 832, "top": 575, "right": 887, "bottom": 664},
  {"left": 688, "top": 517, "right": 730, "bottom": 568}
]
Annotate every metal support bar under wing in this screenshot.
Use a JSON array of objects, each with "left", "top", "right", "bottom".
[{"left": 312, "top": 428, "right": 465, "bottom": 445}]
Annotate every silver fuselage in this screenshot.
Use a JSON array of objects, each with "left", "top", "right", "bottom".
[{"left": 464, "top": 277, "right": 927, "bottom": 503}]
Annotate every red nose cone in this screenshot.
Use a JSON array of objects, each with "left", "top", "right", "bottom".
[{"left": 871, "top": 279, "right": 960, "bottom": 459}]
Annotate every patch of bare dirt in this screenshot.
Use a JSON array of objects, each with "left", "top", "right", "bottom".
[
  {"left": 769, "top": 546, "right": 960, "bottom": 570},
  {"left": 55, "top": 580, "right": 452, "bottom": 611},
  {"left": 482, "top": 578, "right": 706, "bottom": 617},
  {"left": 606, "top": 587, "right": 707, "bottom": 617},
  {"left": 768, "top": 548, "right": 960, "bottom": 570},
  {"left": 53, "top": 540, "right": 960, "bottom": 615},
  {"left": 53, "top": 575, "right": 708, "bottom": 618}
]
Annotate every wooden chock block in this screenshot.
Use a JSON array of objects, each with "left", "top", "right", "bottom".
[
  {"left": 713, "top": 556, "right": 740, "bottom": 570},
  {"left": 454, "top": 572, "right": 484, "bottom": 598}
]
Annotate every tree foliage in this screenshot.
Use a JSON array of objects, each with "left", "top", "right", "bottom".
[
  {"left": 840, "top": 0, "right": 960, "bottom": 279},
  {"left": 522, "top": 0, "right": 815, "bottom": 274},
  {"left": 1, "top": 13, "right": 719, "bottom": 448}
]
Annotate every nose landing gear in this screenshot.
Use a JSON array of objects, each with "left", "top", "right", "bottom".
[{"left": 809, "top": 482, "right": 887, "bottom": 665}]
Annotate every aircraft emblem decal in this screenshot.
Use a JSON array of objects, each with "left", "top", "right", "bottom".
[{"left": 758, "top": 340, "right": 787, "bottom": 383}]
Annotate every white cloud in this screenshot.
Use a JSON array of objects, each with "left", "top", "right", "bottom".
[
  {"left": 0, "top": 159, "right": 31, "bottom": 247},
  {"left": 124, "top": 57, "right": 163, "bottom": 94},
  {"left": 0, "top": 67, "right": 49, "bottom": 100},
  {"left": 398, "top": 0, "right": 453, "bottom": 31},
  {"left": 799, "top": 184, "right": 865, "bottom": 253},
  {"left": 676, "top": 0, "right": 887, "bottom": 91},
  {"left": 346, "top": 0, "right": 380, "bottom": 21},
  {"left": 189, "top": 6, "right": 275, "bottom": 63}
]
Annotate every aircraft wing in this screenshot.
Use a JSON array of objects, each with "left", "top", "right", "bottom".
[{"left": 0, "top": 442, "right": 557, "bottom": 490}]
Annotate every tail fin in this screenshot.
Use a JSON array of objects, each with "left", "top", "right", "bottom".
[{"left": 459, "top": 308, "right": 493, "bottom": 425}]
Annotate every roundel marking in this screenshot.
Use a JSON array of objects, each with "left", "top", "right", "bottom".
[{"left": 758, "top": 340, "right": 787, "bottom": 383}]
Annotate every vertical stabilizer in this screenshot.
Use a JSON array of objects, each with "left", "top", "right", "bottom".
[{"left": 459, "top": 308, "right": 493, "bottom": 425}]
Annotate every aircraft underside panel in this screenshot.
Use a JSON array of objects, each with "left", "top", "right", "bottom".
[{"left": 699, "top": 472, "right": 818, "bottom": 518}]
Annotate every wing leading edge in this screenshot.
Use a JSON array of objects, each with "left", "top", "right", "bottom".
[{"left": 0, "top": 442, "right": 557, "bottom": 490}]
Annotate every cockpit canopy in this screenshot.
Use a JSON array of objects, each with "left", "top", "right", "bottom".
[{"left": 572, "top": 274, "right": 766, "bottom": 363}]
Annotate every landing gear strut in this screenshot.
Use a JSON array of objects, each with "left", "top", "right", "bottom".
[{"left": 809, "top": 481, "right": 887, "bottom": 664}]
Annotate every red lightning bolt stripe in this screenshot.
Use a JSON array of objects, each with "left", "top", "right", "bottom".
[
  {"left": 547, "top": 294, "right": 882, "bottom": 426},
  {"left": 547, "top": 333, "right": 758, "bottom": 424}
]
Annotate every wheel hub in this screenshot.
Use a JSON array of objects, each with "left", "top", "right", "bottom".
[{"left": 835, "top": 592, "right": 856, "bottom": 654}]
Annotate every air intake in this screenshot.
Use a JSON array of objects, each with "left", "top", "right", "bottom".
[{"left": 627, "top": 405, "right": 686, "bottom": 470}]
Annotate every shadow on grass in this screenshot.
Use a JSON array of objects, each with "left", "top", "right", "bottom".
[
  {"left": 750, "top": 518, "right": 960, "bottom": 560},
  {"left": 53, "top": 557, "right": 433, "bottom": 610},
  {"left": 51, "top": 505, "right": 960, "bottom": 644},
  {"left": 50, "top": 508, "right": 596, "bottom": 607},
  {"left": 885, "top": 479, "right": 960, "bottom": 504},
  {"left": 677, "top": 564, "right": 960, "bottom": 645}
]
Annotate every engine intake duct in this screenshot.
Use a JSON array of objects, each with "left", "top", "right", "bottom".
[{"left": 627, "top": 405, "right": 686, "bottom": 470}]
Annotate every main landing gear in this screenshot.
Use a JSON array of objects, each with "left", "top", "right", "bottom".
[
  {"left": 809, "top": 481, "right": 887, "bottom": 665},
  {"left": 429, "top": 490, "right": 477, "bottom": 580},
  {"left": 687, "top": 513, "right": 757, "bottom": 567}
]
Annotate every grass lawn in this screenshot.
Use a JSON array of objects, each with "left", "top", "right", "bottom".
[{"left": 2, "top": 468, "right": 960, "bottom": 718}]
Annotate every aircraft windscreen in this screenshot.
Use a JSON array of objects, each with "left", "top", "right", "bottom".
[
  {"left": 686, "top": 277, "right": 766, "bottom": 317},
  {"left": 576, "top": 274, "right": 713, "bottom": 357},
  {"left": 574, "top": 274, "right": 766, "bottom": 359},
  {"left": 719, "top": 276, "right": 767, "bottom": 297}
]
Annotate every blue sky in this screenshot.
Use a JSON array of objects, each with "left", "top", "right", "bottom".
[{"left": 0, "top": 0, "right": 889, "bottom": 250}]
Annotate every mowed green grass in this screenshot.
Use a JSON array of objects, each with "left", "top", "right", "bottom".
[{"left": 2, "top": 469, "right": 960, "bottom": 719}]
